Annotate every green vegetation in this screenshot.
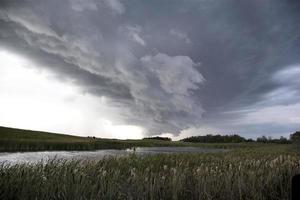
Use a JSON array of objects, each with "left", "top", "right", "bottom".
[
  {"left": 0, "top": 126, "right": 297, "bottom": 152},
  {"left": 0, "top": 126, "right": 205, "bottom": 152},
  {"left": 181, "top": 134, "right": 292, "bottom": 144},
  {"left": 0, "top": 144, "right": 299, "bottom": 200},
  {"left": 181, "top": 134, "right": 247, "bottom": 143},
  {"left": 143, "top": 136, "right": 172, "bottom": 141},
  {"left": 1, "top": 126, "right": 299, "bottom": 199},
  {"left": 256, "top": 136, "right": 291, "bottom": 144},
  {"left": 291, "top": 131, "right": 300, "bottom": 143}
]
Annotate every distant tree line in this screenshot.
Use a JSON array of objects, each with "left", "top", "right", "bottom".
[
  {"left": 181, "top": 134, "right": 246, "bottom": 143},
  {"left": 255, "top": 136, "right": 290, "bottom": 144},
  {"left": 180, "top": 132, "right": 300, "bottom": 144},
  {"left": 140, "top": 132, "right": 300, "bottom": 144},
  {"left": 142, "top": 136, "right": 172, "bottom": 141}
]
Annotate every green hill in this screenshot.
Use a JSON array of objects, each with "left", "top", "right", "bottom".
[
  {"left": 0, "top": 126, "right": 139, "bottom": 152},
  {"left": 0, "top": 126, "right": 273, "bottom": 152},
  {"left": 0, "top": 126, "right": 85, "bottom": 142},
  {"left": 0, "top": 126, "right": 188, "bottom": 152}
]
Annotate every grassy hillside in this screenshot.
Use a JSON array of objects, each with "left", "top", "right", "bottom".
[
  {"left": 0, "top": 126, "right": 85, "bottom": 141},
  {"left": 0, "top": 126, "right": 199, "bottom": 152},
  {"left": 0, "top": 126, "right": 294, "bottom": 152}
]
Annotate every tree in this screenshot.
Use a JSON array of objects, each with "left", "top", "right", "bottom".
[
  {"left": 181, "top": 134, "right": 246, "bottom": 143},
  {"left": 256, "top": 136, "right": 268, "bottom": 143},
  {"left": 290, "top": 132, "right": 300, "bottom": 143},
  {"left": 143, "top": 136, "right": 172, "bottom": 141}
]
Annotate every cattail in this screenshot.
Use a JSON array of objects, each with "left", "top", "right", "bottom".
[
  {"left": 205, "top": 167, "right": 209, "bottom": 172},
  {"left": 163, "top": 165, "right": 168, "bottom": 171},
  {"left": 171, "top": 167, "right": 177, "bottom": 175},
  {"left": 145, "top": 167, "right": 150, "bottom": 172},
  {"left": 279, "top": 155, "right": 283, "bottom": 163},
  {"left": 42, "top": 175, "right": 47, "bottom": 181},
  {"left": 130, "top": 168, "right": 136, "bottom": 177}
]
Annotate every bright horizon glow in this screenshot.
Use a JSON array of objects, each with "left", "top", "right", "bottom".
[{"left": 0, "top": 50, "right": 144, "bottom": 139}]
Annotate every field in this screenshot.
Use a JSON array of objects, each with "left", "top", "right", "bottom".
[
  {"left": 1, "top": 144, "right": 300, "bottom": 199},
  {"left": 0, "top": 126, "right": 257, "bottom": 152},
  {"left": 1, "top": 126, "right": 300, "bottom": 199},
  {"left": 0, "top": 126, "right": 190, "bottom": 152}
]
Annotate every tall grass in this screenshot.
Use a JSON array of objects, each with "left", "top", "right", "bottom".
[{"left": 1, "top": 150, "right": 299, "bottom": 200}]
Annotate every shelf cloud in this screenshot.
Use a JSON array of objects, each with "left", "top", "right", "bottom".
[{"left": 1, "top": 0, "right": 300, "bottom": 138}]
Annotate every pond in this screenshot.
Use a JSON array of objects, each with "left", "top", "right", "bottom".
[{"left": 0, "top": 147, "right": 228, "bottom": 165}]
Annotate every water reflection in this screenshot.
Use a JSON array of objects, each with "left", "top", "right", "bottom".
[{"left": 0, "top": 147, "right": 227, "bottom": 165}]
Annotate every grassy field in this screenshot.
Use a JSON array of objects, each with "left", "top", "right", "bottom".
[
  {"left": 0, "top": 144, "right": 299, "bottom": 200},
  {"left": 1, "top": 126, "right": 299, "bottom": 199},
  {"left": 0, "top": 126, "right": 192, "bottom": 152},
  {"left": 0, "top": 126, "right": 262, "bottom": 152}
]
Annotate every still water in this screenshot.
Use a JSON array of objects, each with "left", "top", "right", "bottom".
[{"left": 0, "top": 147, "right": 227, "bottom": 165}]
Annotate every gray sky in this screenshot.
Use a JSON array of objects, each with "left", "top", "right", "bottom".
[{"left": 0, "top": 0, "right": 300, "bottom": 139}]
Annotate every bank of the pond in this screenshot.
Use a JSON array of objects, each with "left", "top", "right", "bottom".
[{"left": 0, "top": 147, "right": 229, "bottom": 165}]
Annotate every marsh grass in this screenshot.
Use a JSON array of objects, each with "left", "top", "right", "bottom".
[{"left": 1, "top": 150, "right": 299, "bottom": 200}]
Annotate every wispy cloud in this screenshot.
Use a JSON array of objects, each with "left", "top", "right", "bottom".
[
  {"left": 122, "top": 25, "right": 146, "bottom": 46},
  {"left": 170, "top": 29, "right": 191, "bottom": 44}
]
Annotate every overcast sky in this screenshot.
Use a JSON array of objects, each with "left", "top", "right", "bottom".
[{"left": 1, "top": 0, "right": 300, "bottom": 139}]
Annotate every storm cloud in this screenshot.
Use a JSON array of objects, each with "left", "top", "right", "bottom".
[{"left": 1, "top": 0, "right": 300, "bottom": 138}]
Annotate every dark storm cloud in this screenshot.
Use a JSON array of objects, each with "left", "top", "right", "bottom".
[
  {"left": 0, "top": 20, "right": 132, "bottom": 100},
  {"left": 0, "top": 0, "right": 205, "bottom": 134},
  {"left": 1, "top": 0, "right": 300, "bottom": 136}
]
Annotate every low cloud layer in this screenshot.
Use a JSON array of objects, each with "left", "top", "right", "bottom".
[{"left": 1, "top": 0, "right": 300, "bottom": 138}]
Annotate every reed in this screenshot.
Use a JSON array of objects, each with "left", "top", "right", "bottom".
[{"left": 1, "top": 149, "right": 299, "bottom": 200}]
